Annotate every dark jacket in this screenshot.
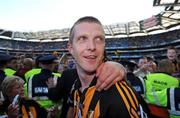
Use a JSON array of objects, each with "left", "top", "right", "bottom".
[{"left": 48, "top": 69, "right": 78, "bottom": 118}]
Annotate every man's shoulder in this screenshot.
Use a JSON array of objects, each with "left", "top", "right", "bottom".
[
  {"left": 101, "top": 81, "right": 137, "bottom": 100},
  {"left": 100, "top": 81, "right": 125, "bottom": 96},
  {"left": 25, "top": 68, "right": 41, "bottom": 80}
]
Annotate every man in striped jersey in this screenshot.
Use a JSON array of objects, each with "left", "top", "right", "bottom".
[{"left": 67, "top": 16, "right": 150, "bottom": 118}]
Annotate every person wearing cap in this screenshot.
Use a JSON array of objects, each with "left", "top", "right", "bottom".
[
  {"left": 24, "top": 55, "right": 61, "bottom": 109},
  {"left": 0, "top": 54, "right": 20, "bottom": 115},
  {"left": 0, "top": 54, "right": 18, "bottom": 101}
]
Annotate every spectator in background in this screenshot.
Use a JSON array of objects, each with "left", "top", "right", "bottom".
[
  {"left": 134, "top": 56, "right": 155, "bottom": 78},
  {"left": 0, "top": 54, "right": 13, "bottom": 103},
  {"left": 0, "top": 54, "right": 21, "bottom": 103},
  {"left": 146, "top": 56, "right": 157, "bottom": 72},
  {"left": 161, "top": 46, "right": 180, "bottom": 73},
  {"left": 127, "top": 56, "right": 179, "bottom": 118},
  {"left": 158, "top": 46, "right": 180, "bottom": 79},
  {"left": 1, "top": 76, "right": 57, "bottom": 118},
  {"left": 4, "top": 56, "right": 18, "bottom": 76},
  {"left": 17, "top": 58, "right": 35, "bottom": 80},
  {"left": 120, "top": 60, "right": 145, "bottom": 95},
  {"left": 119, "top": 53, "right": 180, "bottom": 118},
  {"left": 24, "top": 55, "right": 61, "bottom": 109}
]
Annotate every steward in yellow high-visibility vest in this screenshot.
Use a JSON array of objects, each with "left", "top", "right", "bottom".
[
  {"left": 0, "top": 54, "right": 17, "bottom": 115},
  {"left": 129, "top": 72, "right": 179, "bottom": 118},
  {"left": 3, "top": 68, "right": 16, "bottom": 76},
  {"left": 124, "top": 59, "right": 180, "bottom": 118},
  {"left": 145, "top": 73, "right": 180, "bottom": 118},
  {"left": 24, "top": 55, "right": 61, "bottom": 109},
  {"left": 4, "top": 56, "right": 18, "bottom": 76}
]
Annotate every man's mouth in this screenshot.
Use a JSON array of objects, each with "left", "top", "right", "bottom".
[{"left": 84, "top": 55, "right": 97, "bottom": 59}]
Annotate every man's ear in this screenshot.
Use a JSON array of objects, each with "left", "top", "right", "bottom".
[{"left": 67, "top": 42, "right": 73, "bottom": 55}]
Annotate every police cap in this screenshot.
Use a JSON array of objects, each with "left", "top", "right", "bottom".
[
  {"left": 0, "top": 53, "right": 13, "bottom": 62},
  {"left": 38, "top": 55, "right": 58, "bottom": 64}
]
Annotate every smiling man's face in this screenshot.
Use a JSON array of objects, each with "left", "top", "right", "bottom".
[{"left": 68, "top": 22, "right": 105, "bottom": 74}]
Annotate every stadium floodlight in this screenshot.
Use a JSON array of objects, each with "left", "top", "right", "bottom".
[{"left": 153, "top": 0, "right": 180, "bottom": 6}]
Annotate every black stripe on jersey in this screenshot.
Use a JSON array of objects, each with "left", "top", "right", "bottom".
[
  {"left": 122, "top": 82, "right": 139, "bottom": 108},
  {"left": 100, "top": 85, "right": 131, "bottom": 118},
  {"left": 117, "top": 82, "right": 139, "bottom": 118}
]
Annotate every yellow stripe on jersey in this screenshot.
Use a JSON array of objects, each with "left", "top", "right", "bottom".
[
  {"left": 122, "top": 81, "right": 139, "bottom": 106},
  {"left": 116, "top": 82, "right": 139, "bottom": 118},
  {"left": 115, "top": 83, "right": 134, "bottom": 117}
]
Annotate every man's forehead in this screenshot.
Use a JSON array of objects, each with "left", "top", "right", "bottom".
[
  {"left": 74, "top": 22, "right": 104, "bottom": 32},
  {"left": 168, "top": 49, "right": 176, "bottom": 52}
]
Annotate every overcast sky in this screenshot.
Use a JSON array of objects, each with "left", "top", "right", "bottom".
[{"left": 0, "top": 0, "right": 164, "bottom": 32}]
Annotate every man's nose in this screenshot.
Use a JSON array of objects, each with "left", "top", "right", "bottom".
[{"left": 87, "top": 40, "right": 96, "bottom": 51}]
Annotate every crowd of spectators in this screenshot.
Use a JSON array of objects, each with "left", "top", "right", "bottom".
[
  {"left": 0, "top": 29, "right": 179, "bottom": 51},
  {"left": 106, "top": 29, "right": 180, "bottom": 49},
  {"left": 0, "top": 29, "right": 179, "bottom": 62}
]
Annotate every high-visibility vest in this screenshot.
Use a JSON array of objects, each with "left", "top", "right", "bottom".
[
  {"left": 129, "top": 73, "right": 180, "bottom": 117},
  {"left": 24, "top": 69, "right": 61, "bottom": 108},
  {"left": 148, "top": 87, "right": 180, "bottom": 118},
  {"left": 145, "top": 73, "right": 179, "bottom": 105},
  {"left": 167, "top": 88, "right": 180, "bottom": 118},
  {"left": 145, "top": 73, "right": 179, "bottom": 92},
  {"left": 145, "top": 74, "right": 180, "bottom": 118},
  {"left": 24, "top": 68, "right": 41, "bottom": 97},
  {"left": 24, "top": 68, "right": 41, "bottom": 81},
  {"left": 3, "top": 68, "right": 16, "bottom": 76}
]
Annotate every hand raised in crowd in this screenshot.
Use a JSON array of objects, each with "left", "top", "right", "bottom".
[
  {"left": 7, "top": 103, "right": 19, "bottom": 118},
  {"left": 47, "top": 105, "right": 60, "bottom": 118},
  {"left": 46, "top": 77, "right": 55, "bottom": 89},
  {"left": 96, "top": 61, "right": 126, "bottom": 91}
]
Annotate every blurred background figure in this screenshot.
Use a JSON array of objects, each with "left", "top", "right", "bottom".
[
  {"left": 24, "top": 55, "right": 61, "bottom": 110},
  {"left": 134, "top": 56, "right": 157, "bottom": 78},
  {"left": 0, "top": 53, "right": 20, "bottom": 104},
  {"left": 161, "top": 46, "right": 180, "bottom": 73},
  {"left": 1, "top": 76, "right": 57, "bottom": 118}
]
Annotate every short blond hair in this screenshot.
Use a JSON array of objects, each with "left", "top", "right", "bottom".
[
  {"left": 69, "top": 16, "right": 104, "bottom": 43},
  {"left": 1, "top": 76, "right": 24, "bottom": 100}
]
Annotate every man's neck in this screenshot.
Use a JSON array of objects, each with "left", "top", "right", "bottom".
[{"left": 77, "top": 69, "right": 95, "bottom": 92}]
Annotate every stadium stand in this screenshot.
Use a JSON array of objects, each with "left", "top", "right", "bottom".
[{"left": 0, "top": 2, "right": 179, "bottom": 62}]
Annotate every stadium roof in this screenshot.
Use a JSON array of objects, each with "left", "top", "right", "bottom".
[{"left": 0, "top": 10, "right": 180, "bottom": 42}]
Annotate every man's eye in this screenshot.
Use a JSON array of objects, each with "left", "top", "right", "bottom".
[
  {"left": 78, "top": 36, "right": 87, "bottom": 41},
  {"left": 95, "top": 37, "right": 104, "bottom": 43}
]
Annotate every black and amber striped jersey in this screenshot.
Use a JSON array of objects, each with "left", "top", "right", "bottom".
[
  {"left": 70, "top": 77, "right": 149, "bottom": 118},
  {"left": 1, "top": 98, "right": 48, "bottom": 118}
]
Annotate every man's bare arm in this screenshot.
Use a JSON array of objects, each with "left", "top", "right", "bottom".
[{"left": 96, "top": 61, "right": 126, "bottom": 91}]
